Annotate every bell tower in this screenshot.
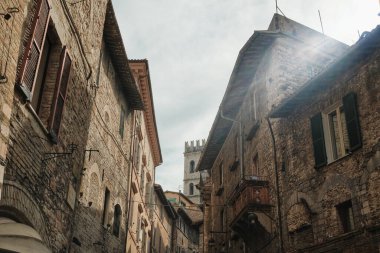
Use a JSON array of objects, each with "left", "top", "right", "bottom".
[{"left": 183, "top": 139, "right": 207, "bottom": 204}]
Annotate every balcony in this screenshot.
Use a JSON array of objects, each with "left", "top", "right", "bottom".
[
  {"left": 228, "top": 176, "right": 273, "bottom": 251},
  {"left": 228, "top": 175, "right": 271, "bottom": 225}
]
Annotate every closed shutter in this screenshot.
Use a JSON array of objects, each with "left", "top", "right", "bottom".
[
  {"left": 49, "top": 47, "right": 71, "bottom": 142},
  {"left": 343, "top": 92, "right": 362, "bottom": 151},
  {"left": 310, "top": 113, "right": 327, "bottom": 168},
  {"left": 19, "top": 0, "right": 50, "bottom": 98}
]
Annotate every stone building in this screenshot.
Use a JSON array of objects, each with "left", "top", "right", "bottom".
[
  {"left": 269, "top": 25, "right": 380, "bottom": 252},
  {"left": 183, "top": 139, "right": 208, "bottom": 204},
  {"left": 166, "top": 191, "right": 202, "bottom": 253},
  {"left": 0, "top": 0, "right": 133, "bottom": 251},
  {"left": 0, "top": 0, "right": 165, "bottom": 252},
  {"left": 70, "top": 2, "right": 144, "bottom": 252},
  {"left": 152, "top": 184, "right": 177, "bottom": 253},
  {"left": 125, "top": 59, "right": 163, "bottom": 253},
  {"left": 197, "top": 14, "right": 348, "bottom": 253}
]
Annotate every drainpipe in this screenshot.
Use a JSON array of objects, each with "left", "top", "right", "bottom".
[
  {"left": 219, "top": 108, "right": 244, "bottom": 180},
  {"left": 266, "top": 117, "right": 283, "bottom": 253}
]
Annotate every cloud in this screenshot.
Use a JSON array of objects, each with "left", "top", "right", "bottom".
[{"left": 113, "top": 0, "right": 379, "bottom": 191}]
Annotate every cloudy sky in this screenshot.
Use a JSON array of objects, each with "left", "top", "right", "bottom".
[{"left": 113, "top": 0, "right": 379, "bottom": 192}]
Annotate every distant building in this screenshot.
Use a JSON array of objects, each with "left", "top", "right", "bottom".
[
  {"left": 152, "top": 184, "right": 177, "bottom": 253},
  {"left": 183, "top": 139, "right": 208, "bottom": 204},
  {"left": 166, "top": 191, "right": 203, "bottom": 253}
]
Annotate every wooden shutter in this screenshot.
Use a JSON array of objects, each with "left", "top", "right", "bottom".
[
  {"left": 343, "top": 92, "right": 362, "bottom": 151},
  {"left": 49, "top": 47, "right": 71, "bottom": 142},
  {"left": 310, "top": 113, "right": 327, "bottom": 168},
  {"left": 19, "top": 0, "right": 50, "bottom": 98}
]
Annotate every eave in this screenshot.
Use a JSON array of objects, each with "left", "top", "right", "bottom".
[
  {"left": 129, "top": 59, "right": 163, "bottom": 166},
  {"left": 270, "top": 25, "right": 380, "bottom": 118},
  {"left": 103, "top": 1, "right": 144, "bottom": 110},
  {"left": 154, "top": 184, "right": 177, "bottom": 219},
  {"left": 196, "top": 31, "right": 283, "bottom": 172}
]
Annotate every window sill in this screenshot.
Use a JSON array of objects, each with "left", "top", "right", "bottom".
[
  {"left": 25, "top": 103, "right": 58, "bottom": 144},
  {"left": 326, "top": 153, "right": 351, "bottom": 166}
]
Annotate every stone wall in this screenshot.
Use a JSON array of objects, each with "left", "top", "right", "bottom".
[{"left": 0, "top": 0, "right": 108, "bottom": 251}]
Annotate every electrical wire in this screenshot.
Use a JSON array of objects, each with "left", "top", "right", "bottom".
[{"left": 59, "top": 0, "right": 92, "bottom": 81}]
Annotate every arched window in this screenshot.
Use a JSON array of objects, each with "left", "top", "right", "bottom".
[
  {"left": 189, "top": 160, "right": 195, "bottom": 173},
  {"left": 113, "top": 204, "right": 122, "bottom": 237},
  {"left": 189, "top": 183, "right": 194, "bottom": 195}
]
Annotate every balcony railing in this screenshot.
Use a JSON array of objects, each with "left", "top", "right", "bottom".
[{"left": 228, "top": 175, "right": 271, "bottom": 224}]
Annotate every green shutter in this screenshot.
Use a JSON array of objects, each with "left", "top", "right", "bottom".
[
  {"left": 310, "top": 113, "right": 327, "bottom": 168},
  {"left": 343, "top": 92, "right": 362, "bottom": 151}
]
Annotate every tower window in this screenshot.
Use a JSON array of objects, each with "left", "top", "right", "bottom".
[
  {"left": 113, "top": 204, "right": 122, "bottom": 237},
  {"left": 189, "top": 183, "right": 194, "bottom": 195},
  {"left": 190, "top": 160, "right": 195, "bottom": 173}
]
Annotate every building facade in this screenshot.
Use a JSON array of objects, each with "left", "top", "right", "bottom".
[
  {"left": 70, "top": 2, "right": 143, "bottom": 252},
  {"left": 197, "top": 14, "right": 348, "bottom": 253},
  {"left": 270, "top": 25, "right": 380, "bottom": 252},
  {"left": 125, "top": 59, "right": 163, "bottom": 253},
  {"left": 152, "top": 184, "right": 177, "bottom": 253},
  {"left": 0, "top": 0, "right": 127, "bottom": 251},
  {"left": 166, "top": 191, "right": 202, "bottom": 253},
  {"left": 183, "top": 140, "right": 207, "bottom": 204}
]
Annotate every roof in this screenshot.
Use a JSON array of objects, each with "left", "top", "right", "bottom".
[
  {"left": 270, "top": 25, "right": 380, "bottom": 118},
  {"left": 177, "top": 207, "right": 203, "bottom": 227},
  {"left": 154, "top": 184, "right": 177, "bottom": 219},
  {"left": 129, "top": 60, "right": 163, "bottom": 166},
  {"left": 196, "top": 14, "right": 348, "bottom": 172},
  {"left": 103, "top": 1, "right": 144, "bottom": 110},
  {"left": 196, "top": 31, "right": 283, "bottom": 171},
  {"left": 164, "top": 191, "right": 196, "bottom": 206}
]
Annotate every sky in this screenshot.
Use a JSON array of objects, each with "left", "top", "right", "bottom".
[{"left": 113, "top": 0, "right": 379, "bottom": 192}]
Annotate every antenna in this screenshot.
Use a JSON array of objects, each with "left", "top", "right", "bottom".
[
  {"left": 318, "top": 10, "right": 325, "bottom": 34},
  {"left": 275, "top": 0, "right": 278, "bottom": 14},
  {"left": 357, "top": 30, "right": 361, "bottom": 39}
]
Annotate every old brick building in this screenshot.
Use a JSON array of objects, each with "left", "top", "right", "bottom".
[
  {"left": 70, "top": 2, "right": 144, "bottom": 252},
  {"left": 270, "top": 25, "right": 380, "bottom": 252},
  {"left": 0, "top": 0, "right": 147, "bottom": 252},
  {"left": 152, "top": 184, "right": 177, "bottom": 253},
  {"left": 125, "top": 59, "right": 163, "bottom": 253},
  {"left": 197, "top": 14, "right": 350, "bottom": 253}
]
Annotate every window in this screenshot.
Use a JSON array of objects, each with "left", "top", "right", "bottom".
[
  {"left": 219, "top": 162, "right": 224, "bottom": 185},
  {"left": 112, "top": 204, "right": 122, "bottom": 237},
  {"left": 336, "top": 200, "right": 354, "bottom": 233},
  {"left": 140, "top": 170, "right": 145, "bottom": 193},
  {"left": 311, "top": 93, "right": 362, "bottom": 167},
  {"left": 250, "top": 89, "right": 257, "bottom": 120},
  {"left": 18, "top": 0, "right": 71, "bottom": 143},
  {"left": 136, "top": 216, "right": 141, "bottom": 241},
  {"left": 220, "top": 208, "right": 224, "bottom": 232},
  {"left": 189, "top": 183, "right": 194, "bottom": 195},
  {"left": 119, "top": 106, "right": 125, "bottom": 138},
  {"left": 189, "top": 160, "right": 195, "bottom": 173},
  {"left": 252, "top": 154, "right": 259, "bottom": 176},
  {"left": 102, "top": 188, "right": 110, "bottom": 226}
]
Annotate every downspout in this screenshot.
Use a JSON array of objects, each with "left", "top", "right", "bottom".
[
  {"left": 124, "top": 110, "right": 137, "bottom": 252},
  {"left": 266, "top": 117, "right": 284, "bottom": 253},
  {"left": 219, "top": 108, "right": 244, "bottom": 180}
]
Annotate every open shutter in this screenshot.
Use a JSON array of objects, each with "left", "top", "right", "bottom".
[
  {"left": 310, "top": 113, "right": 327, "bottom": 168},
  {"left": 19, "top": 0, "right": 50, "bottom": 99},
  {"left": 343, "top": 92, "right": 362, "bottom": 151},
  {"left": 49, "top": 47, "right": 71, "bottom": 142}
]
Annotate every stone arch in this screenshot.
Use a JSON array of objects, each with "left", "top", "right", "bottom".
[
  {"left": 0, "top": 181, "right": 51, "bottom": 249},
  {"left": 86, "top": 163, "right": 101, "bottom": 207},
  {"left": 317, "top": 174, "right": 352, "bottom": 205},
  {"left": 285, "top": 191, "right": 317, "bottom": 215}
]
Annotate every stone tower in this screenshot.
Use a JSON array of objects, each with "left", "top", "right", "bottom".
[{"left": 183, "top": 139, "right": 207, "bottom": 204}]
